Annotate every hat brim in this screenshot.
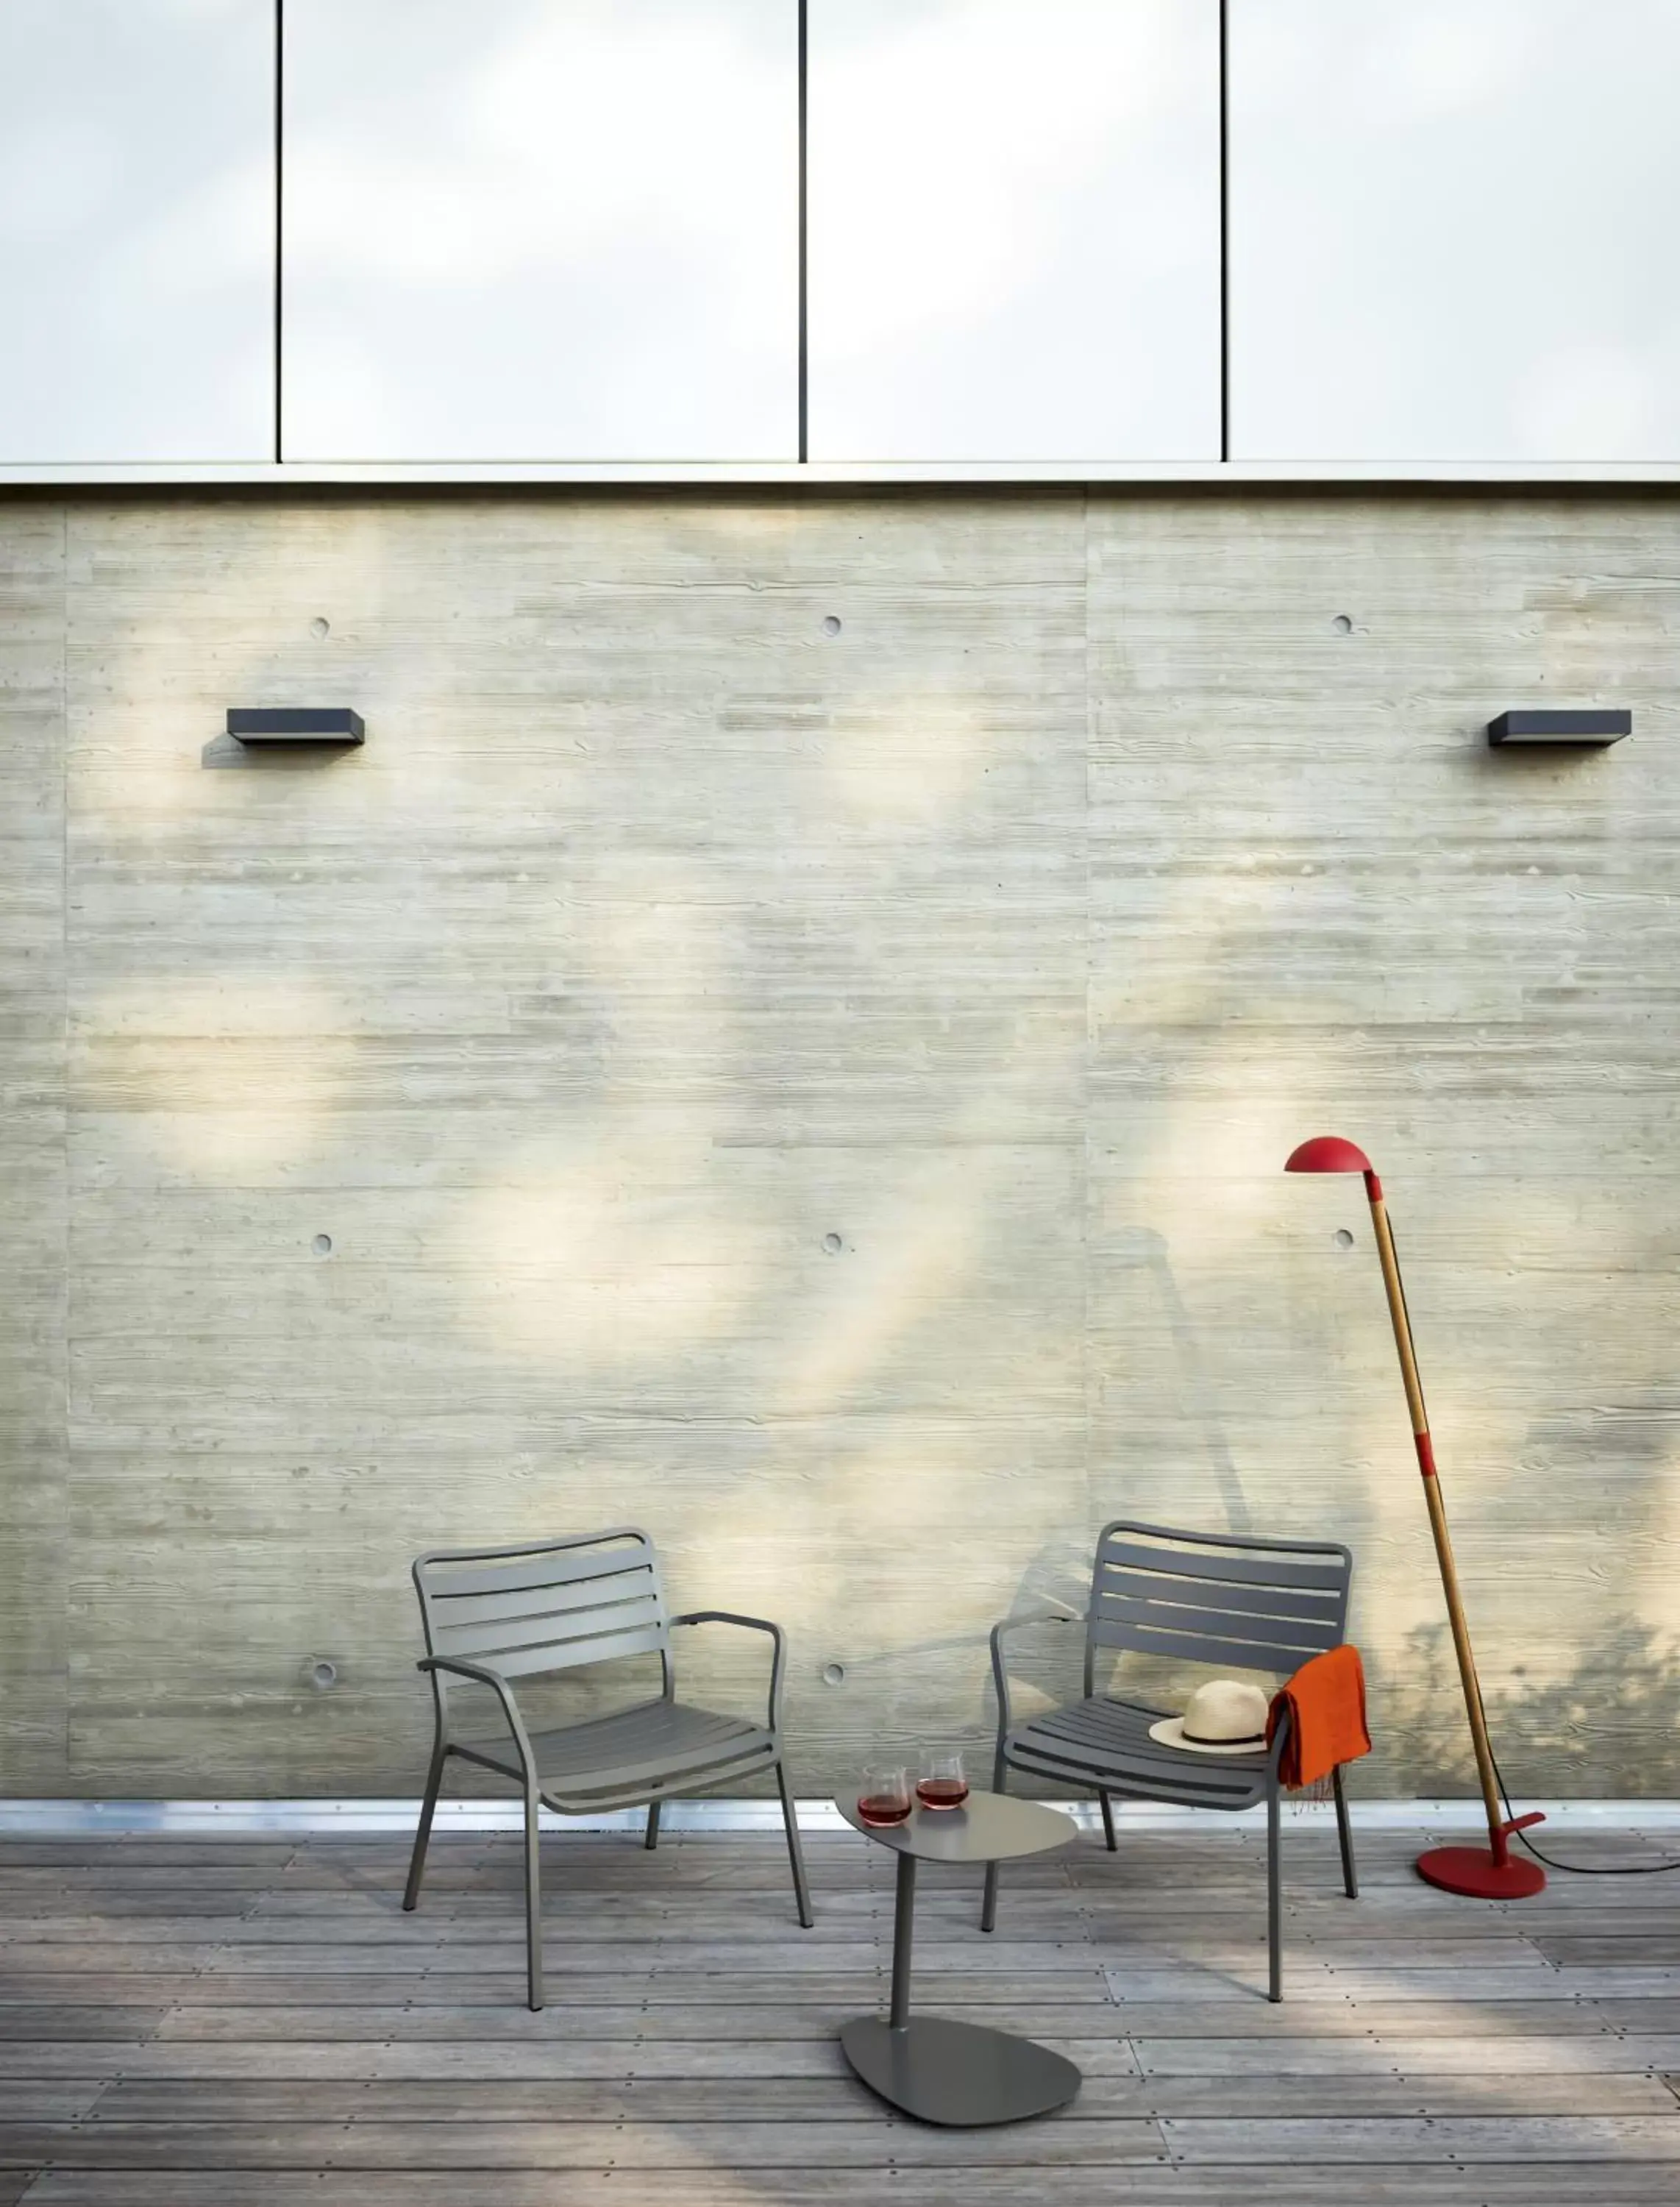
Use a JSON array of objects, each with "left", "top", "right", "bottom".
[{"left": 1147, "top": 1715, "right": 1267, "bottom": 1757}]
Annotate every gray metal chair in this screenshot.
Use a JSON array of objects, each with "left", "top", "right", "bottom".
[
  {"left": 983, "top": 1521, "right": 1358, "bottom": 2001},
  {"left": 403, "top": 1527, "right": 813, "bottom": 2009}
]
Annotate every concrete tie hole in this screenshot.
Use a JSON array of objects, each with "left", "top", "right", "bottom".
[
  {"left": 307, "top": 1660, "right": 338, "bottom": 1691},
  {"left": 822, "top": 615, "right": 842, "bottom": 636},
  {"left": 310, "top": 616, "right": 331, "bottom": 639},
  {"left": 822, "top": 1663, "right": 846, "bottom": 1688},
  {"left": 1334, "top": 1228, "right": 1356, "bottom": 1249},
  {"left": 313, "top": 1234, "right": 333, "bottom": 1256},
  {"left": 823, "top": 1232, "right": 844, "bottom": 1254}
]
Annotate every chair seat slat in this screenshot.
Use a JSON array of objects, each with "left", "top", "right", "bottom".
[
  {"left": 528, "top": 1699, "right": 749, "bottom": 1760},
  {"left": 453, "top": 1701, "right": 771, "bottom": 1799},
  {"left": 1006, "top": 1695, "right": 1267, "bottom": 1805},
  {"left": 1031, "top": 1698, "right": 1264, "bottom": 1766},
  {"left": 1009, "top": 1752, "right": 1259, "bottom": 1806},
  {"left": 1006, "top": 1740, "right": 1261, "bottom": 1808},
  {"left": 541, "top": 1735, "right": 775, "bottom": 1802}
]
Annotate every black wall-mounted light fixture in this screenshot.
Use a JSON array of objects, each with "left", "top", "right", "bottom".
[
  {"left": 227, "top": 708, "right": 365, "bottom": 746},
  {"left": 1487, "top": 709, "right": 1629, "bottom": 748}
]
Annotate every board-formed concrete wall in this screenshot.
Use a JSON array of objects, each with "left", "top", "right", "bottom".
[{"left": 2, "top": 491, "right": 1677, "bottom": 1801}]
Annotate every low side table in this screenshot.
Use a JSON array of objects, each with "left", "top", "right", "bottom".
[{"left": 837, "top": 1789, "right": 1080, "bottom": 2126}]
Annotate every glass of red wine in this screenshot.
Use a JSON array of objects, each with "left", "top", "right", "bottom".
[
  {"left": 916, "top": 1752, "right": 969, "bottom": 1810},
  {"left": 856, "top": 1765, "right": 912, "bottom": 1827}
]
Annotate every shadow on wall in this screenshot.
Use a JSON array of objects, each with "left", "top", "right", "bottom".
[
  {"left": 1377, "top": 1616, "right": 1680, "bottom": 1799},
  {"left": 1106, "top": 1226, "right": 1254, "bottom": 1538}
]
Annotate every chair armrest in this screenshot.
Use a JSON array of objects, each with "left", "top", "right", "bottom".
[
  {"left": 417, "top": 1655, "right": 538, "bottom": 1778},
  {"left": 993, "top": 1607, "right": 1085, "bottom": 1638},
  {"left": 989, "top": 1608, "right": 1086, "bottom": 1742},
  {"left": 671, "top": 1611, "right": 788, "bottom": 1733}
]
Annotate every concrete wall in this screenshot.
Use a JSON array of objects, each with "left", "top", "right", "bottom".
[{"left": 2, "top": 490, "right": 1678, "bottom": 1801}]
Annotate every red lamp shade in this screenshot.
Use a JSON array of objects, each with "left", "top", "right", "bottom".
[{"left": 1284, "top": 1134, "right": 1373, "bottom": 1176}]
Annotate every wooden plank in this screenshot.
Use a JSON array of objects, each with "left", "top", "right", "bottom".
[
  {"left": 24, "top": 2169, "right": 1680, "bottom": 2207},
  {"left": 0, "top": 2008, "right": 167, "bottom": 2042},
  {"left": 82, "top": 2070, "right": 1680, "bottom": 2123},
  {"left": 1162, "top": 2114, "right": 1680, "bottom": 2164},
  {"left": 0, "top": 1972, "right": 1079, "bottom": 2013},
  {"left": 146, "top": 1999, "right": 1123, "bottom": 2042},
  {"left": 0, "top": 2036, "right": 1149, "bottom": 2083},
  {"left": 1135, "top": 2034, "right": 1680, "bottom": 2076},
  {"left": 1101, "top": 1998, "right": 1667, "bottom": 2039},
  {"left": 1106, "top": 1964, "right": 1680, "bottom": 2003},
  {"left": 1537, "top": 1936, "right": 1680, "bottom": 1966},
  {"left": 0, "top": 2087, "right": 102, "bottom": 2119},
  {"left": 0, "top": 2117, "right": 1171, "bottom": 2169}
]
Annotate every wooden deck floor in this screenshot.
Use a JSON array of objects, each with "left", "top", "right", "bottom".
[{"left": 1, "top": 1818, "right": 1679, "bottom": 2203}]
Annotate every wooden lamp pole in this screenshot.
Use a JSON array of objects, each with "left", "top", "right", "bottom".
[{"left": 1285, "top": 1136, "right": 1545, "bottom": 1899}]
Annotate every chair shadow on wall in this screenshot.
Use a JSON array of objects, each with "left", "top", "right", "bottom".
[
  {"left": 986, "top": 1223, "right": 1269, "bottom": 1748},
  {"left": 1109, "top": 1226, "right": 1254, "bottom": 1537}
]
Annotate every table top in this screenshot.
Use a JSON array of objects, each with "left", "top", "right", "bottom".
[{"left": 835, "top": 1789, "right": 1077, "bottom": 1865}]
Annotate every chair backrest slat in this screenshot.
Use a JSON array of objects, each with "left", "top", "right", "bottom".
[
  {"left": 1094, "top": 1574, "right": 1339, "bottom": 1631},
  {"left": 1092, "top": 1594, "right": 1340, "bottom": 1671},
  {"left": 437, "top": 1592, "right": 668, "bottom": 1670},
  {"left": 474, "top": 1622, "right": 670, "bottom": 1682},
  {"left": 414, "top": 1529, "right": 670, "bottom": 1686},
  {"left": 1100, "top": 1538, "right": 1346, "bottom": 1595},
  {"left": 426, "top": 1543, "right": 650, "bottom": 1602},
  {"left": 437, "top": 1571, "right": 656, "bottom": 1634},
  {"left": 1089, "top": 1521, "right": 1351, "bottom": 1682}
]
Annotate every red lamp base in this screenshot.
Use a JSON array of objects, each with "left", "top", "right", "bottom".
[{"left": 1416, "top": 1844, "right": 1546, "bottom": 1899}]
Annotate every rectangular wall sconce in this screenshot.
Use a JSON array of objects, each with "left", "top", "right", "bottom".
[
  {"left": 1487, "top": 709, "right": 1629, "bottom": 747},
  {"left": 227, "top": 708, "right": 365, "bottom": 745}
]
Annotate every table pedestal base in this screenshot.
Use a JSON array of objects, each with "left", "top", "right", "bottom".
[{"left": 840, "top": 2014, "right": 1081, "bottom": 2127}]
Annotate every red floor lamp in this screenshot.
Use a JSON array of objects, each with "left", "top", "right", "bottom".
[{"left": 1284, "top": 1136, "right": 1545, "bottom": 1899}]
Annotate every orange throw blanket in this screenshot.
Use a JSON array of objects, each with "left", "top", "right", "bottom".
[{"left": 1267, "top": 1644, "right": 1372, "bottom": 1791}]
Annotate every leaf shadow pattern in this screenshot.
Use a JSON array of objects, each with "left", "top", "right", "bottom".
[{"left": 1373, "top": 1615, "right": 1680, "bottom": 1799}]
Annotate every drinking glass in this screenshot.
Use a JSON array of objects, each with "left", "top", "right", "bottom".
[
  {"left": 916, "top": 1752, "right": 969, "bottom": 1810},
  {"left": 856, "top": 1764, "right": 912, "bottom": 1827}
]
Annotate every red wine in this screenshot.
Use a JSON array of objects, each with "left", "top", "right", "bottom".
[
  {"left": 916, "top": 1778, "right": 969, "bottom": 1810},
  {"left": 857, "top": 1793, "right": 911, "bottom": 1827}
]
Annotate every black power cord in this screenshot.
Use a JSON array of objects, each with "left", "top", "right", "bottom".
[{"left": 1484, "top": 1694, "right": 1680, "bottom": 1877}]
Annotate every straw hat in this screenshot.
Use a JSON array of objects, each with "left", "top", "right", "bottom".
[{"left": 1148, "top": 1678, "right": 1271, "bottom": 1756}]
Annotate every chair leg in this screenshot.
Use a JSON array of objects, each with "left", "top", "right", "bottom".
[
  {"left": 644, "top": 1800, "right": 661, "bottom": 1852},
  {"left": 980, "top": 1749, "right": 1008, "bottom": 1933},
  {"left": 402, "top": 1732, "right": 446, "bottom": 1913},
  {"left": 1267, "top": 1777, "right": 1283, "bottom": 2004},
  {"left": 1100, "top": 1789, "right": 1117, "bottom": 1852},
  {"left": 524, "top": 1785, "right": 544, "bottom": 2013},
  {"left": 1332, "top": 1764, "right": 1359, "bottom": 1899},
  {"left": 776, "top": 1762, "right": 814, "bottom": 1929}
]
